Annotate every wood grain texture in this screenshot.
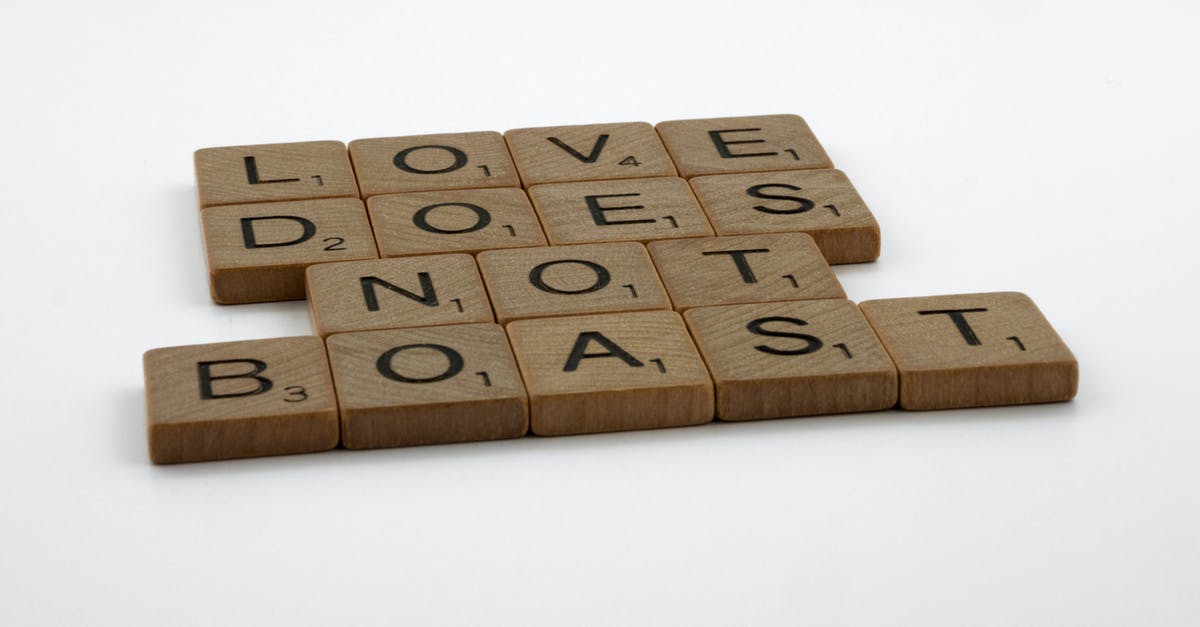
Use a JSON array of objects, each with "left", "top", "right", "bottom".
[
  {"left": 348, "top": 131, "right": 519, "bottom": 197},
  {"left": 647, "top": 232, "right": 845, "bottom": 310},
  {"left": 505, "top": 121, "right": 676, "bottom": 186},
  {"left": 859, "top": 292, "right": 1078, "bottom": 410},
  {"left": 368, "top": 188, "right": 546, "bottom": 257},
  {"left": 326, "top": 324, "right": 528, "bottom": 449},
  {"left": 306, "top": 255, "right": 493, "bottom": 337},
  {"left": 527, "top": 176, "right": 713, "bottom": 244},
  {"left": 684, "top": 299, "right": 897, "bottom": 421},
  {"left": 202, "top": 198, "right": 378, "bottom": 304},
  {"left": 507, "top": 311, "right": 714, "bottom": 436},
  {"left": 143, "top": 336, "right": 338, "bottom": 464},
  {"left": 477, "top": 242, "right": 671, "bottom": 324},
  {"left": 656, "top": 114, "right": 833, "bottom": 178},
  {"left": 194, "top": 141, "right": 359, "bottom": 208},
  {"left": 688, "top": 168, "right": 881, "bottom": 264}
]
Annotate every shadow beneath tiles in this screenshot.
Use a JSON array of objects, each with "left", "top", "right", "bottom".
[
  {"left": 136, "top": 399, "right": 1082, "bottom": 478},
  {"left": 115, "top": 387, "right": 151, "bottom": 466}
]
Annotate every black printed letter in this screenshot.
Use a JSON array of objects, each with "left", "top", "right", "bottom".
[
  {"left": 240, "top": 216, "right": 317, "bottom": 249},
  {"left": 412, "top": 202, "right": 492, "bottom": 234},
  {"left": 528, "top": 259, "right": 611, "bottom": 295},
  {"left": 746, "top": 183, "right": 815, "bottom": 214},
  {"left": 376, "top": 343, "right": 464, "bottom": 383},
  {"left": 917, "top": 308, "right": 989, "bottom": 345},
  {"left": 585, "top": 193, "right": 656, "bottom": 226},
  {"left": 708, "top": 128, "right": 777, "bottom": 159},
  {"left": 563, "top": 331, "right": 643, "bottom": 372},
  {"left": 197, "top": 359, "right": 273, "bottom": 399},
  {"left": 360, "top": 274, "right": 439, "bottom": 311},
  {"left": 393, "top": 145, "right": 468, "bottom": 174},
  {"left": 547, "top": 134, "right": 609, "bottom": 163},
  {"left": 746, "top": 317, "right": 823, "bottom": 355},
  {"left": 701, "top": 248, "right": 771, "bottom": 283}
]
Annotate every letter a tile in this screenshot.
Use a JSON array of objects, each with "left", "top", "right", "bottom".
[
  {"left": 506, "top": 311, "right": 714, "bottom": 436},
  {"left": 859, "top": 292, "right": 1078, "bottom": 410},
  {"left": 143, "top": 336, "right": 339, "bottom": 463}
]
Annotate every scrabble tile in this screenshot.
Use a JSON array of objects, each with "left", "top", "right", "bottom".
[
  {"left": 477, "top": 242, "right": 671, "bottom": 324},
  {"left": 859, "top": 292, "right": 1078, "bottom": 410},
  {"left": 688, "top": 169, "right": 881, "bottom": 264},
  {"left": 505, "top": 121, "right": 677, "bottom": 186},
  {"left": 647, "top": 232, "right": 845, "bottom": 311},
  {"left": 202, "top": 198, "right": 379, "bottom": 304},
  {"left": 348, "top": 131, "right": 520, "bottom": 197},
  {"left": 655, "top": 114, "right": 833, "bottom": 178},
  {"left": 143, "top": 336, "right": 339, "bottom": 464},
  {"left": 306, "top": 255, "right": 492, "bottom": 337},
  {"left": 527, "top": 177, "right": 713, "bottom": 245},
  {"left": 326, "top": 324, "right": 528, "bottom": 449},
  {"left": 506, "top": 311, "right": 713, "bottom": 436},
  {"left": 684, "top": 300, "right": 897, "bottom": 421},
  {"left": 194, "top": 141, "right": 359, "bottom": 208},
  {"left": 368, "top": 188, "right": 546, "bottom": 257}
]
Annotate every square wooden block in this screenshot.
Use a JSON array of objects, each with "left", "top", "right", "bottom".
[
  {"left": 647, "top": 232, "right": 845, "bottom": 310},
  {"left": 656, "top": 114, "right": 833, "bottom": 178},
  {"left": 689, "top": 169, "right": 881, "bottom": 264},
  {"left": 684, "top": 300, "right": 897, "bottom": 421},
  {"left": 527, "top": 177, "right": 713, "bottom": 245},
  {"left": 348, "top": 131, "right": 520, "bottom": 197},
  {"left": 477, "top": 242, "right": 671, "bottom": 324},
  {"left": 326, "top": 324, "right": 528, "bottom": 449},
  {"left": 202, "top": 198, "right": 378, "bottom": 304},
  {"left": 507, "top": 311, "right": 713, "bottom": 436},
  {"left": 368, "top": 188, "right": 546, "bottom": 257},
  {"left": 859, "top": 292, "right": 1079, "bottom": 410},
  {"left": 194, "top": 140, "right": 359, "bottom": 208},
  {"left": 306, "top": 255, "right": 493, "bottom": 337},
  {"left": 505, "top": 121, "right": 676, "bottom": 186},
  {"left": 143, "top": 336, "right": 339, "bottom": 464}
]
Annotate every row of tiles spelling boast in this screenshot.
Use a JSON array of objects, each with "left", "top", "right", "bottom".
[
  {"left": 145, "top": 294, "right": 1079, "bottom": 464},
  {"left": 194, "top": 115, "right": 833, "bottom": 208}
]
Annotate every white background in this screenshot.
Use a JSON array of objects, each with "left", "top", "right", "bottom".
[{"left": 1, "top": 1, "right": 1197, "bottom": 625}]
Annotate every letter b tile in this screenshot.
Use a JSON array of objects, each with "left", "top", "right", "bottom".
[
  {"left": 859, "top": 292, "right": 1078, "bottom": 410},
  {"left": 143, "top": 336, "right": 339, "bottom": 464}
]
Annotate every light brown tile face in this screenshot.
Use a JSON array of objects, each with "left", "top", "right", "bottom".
[
  {"left": 505, "top": 122, "right": 676, "bottom": 186},
  {"left": 477, "top": 242, "right": 671, "bottom": 324},
  {"left": 527, "top": 177, "right": 713, "bottom": 244},
  {"left": 859, "top": 292, "right": 1078, "bottom": 410},
  {"left": 143, "top": 336, "right": 339, "bottom": 464},
  {"left": 348, "top": 131, "right": 520, "bottom": 196},
  {"left": 194, "top": 141, "right": 359, "bottom": 208},
  {"left": 202, "top": 198, "right": 379, "bottom": 304},
  {"left": 688, "top": 169, "right": 880, "bottom": 264},
  {"left": 305, "top": 255, "right": 493, "bottom": 337},
  {"left": 325, "top": 324, "right": 528, "bottom": 449},
  {"left": 506, "top": 311, "right": 713, "bottom": 436},
  {"left": 368, "top": 188, "right": 546, "bottom": 257},
  {"left": 655, "top": 114, "right": 833, "bottom": 178},
  {"left": 684, "top": 300, "right": 897, "bottom": 421},
  {"left": 647, "top": 232, "right": 845, "bottom": 310}
]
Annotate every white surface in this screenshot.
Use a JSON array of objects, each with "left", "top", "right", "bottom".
[{"left": 1, "top": 1, "right": 1197, "bottom": 625}]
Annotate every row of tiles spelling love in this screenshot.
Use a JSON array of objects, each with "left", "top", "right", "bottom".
[
  {"left": 144, "top": 294, "right": 1078, "bottom": 464},
  {"left": 195, "top": 115, "right": 837, "bottom": 209}
]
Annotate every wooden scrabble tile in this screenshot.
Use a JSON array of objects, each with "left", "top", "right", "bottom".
[
  {"left": 684, "top": 300, "right": 897, "bottom": 421},
  {"left": 348, "top": 131, "right": 520, "bottom": 197},
  {"left": 202, "top": 198, "right": 379, "bottom": 304},
  {"left": 859, "top": 292, "right": 1079, "bottom": 410},
  {"left": 655, "top": 114, "right": 833, "bottom": 178},
  {"left": 527, "top": 177, "right": 713, "bottom": 245},
  {"left": 647, "top": 232, "right": 845, "bottom": 311},
  {"left": 143, "top": 336, "right": 339, "bottom": 464},
  {"left": 688, "top": 169, "right": 881, "bottom": 264},
  {"left": 504, "top": 121, "right": 677, "bottom": 186},
  {"left": 368, "top": 188, "right": 546, "bottom": 257},
  {"left": 506, "top": 311, "right": 713, "bottom": 436},
  {"left": 306, "top": 255, "right": 492, "bottom": 337},
  {"left": 194, "top": 141, "right": 359, "bottom": 208},
  {"left": 477, "top": 242, "right": 671, "bottom": 324},
  {"left": 325, "top": 324, "right": 528, "bottom": 449}
]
